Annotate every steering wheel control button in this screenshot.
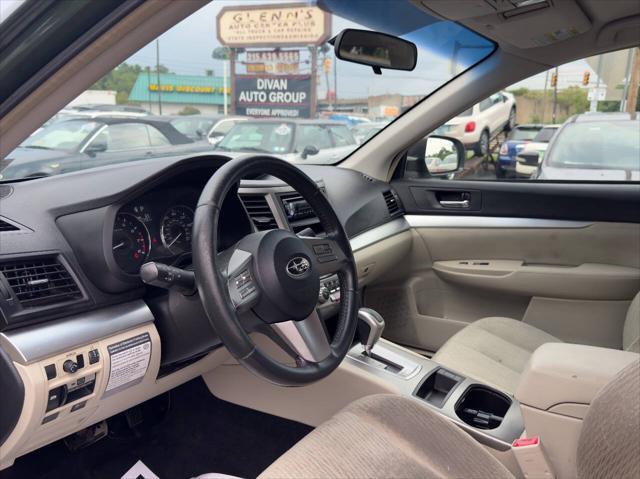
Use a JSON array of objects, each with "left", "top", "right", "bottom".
[
  {"left": 317, "top": 254, "right": 338, "bottom": 263},
  {"left": 312, "top": 243, "right": 333, "bottom": 256},
  {"left": 63, "top": 359, "right": 79, "bottom": 374},
  {"left": 44, "top": 364, "right": 57, "bottom": 380}
]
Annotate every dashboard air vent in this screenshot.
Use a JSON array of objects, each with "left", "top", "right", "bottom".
[
  {"left": 239, "top": 194, "right": 277, "bottom": 231},
  {"left": 0, "top": 257, "right": 82, "bottom": 308},
  {"left": 383, "top": 190, "right": 400, "bottom": 216},
  {"left": 0, "top": 218, "right": 19, "bottom": 232}
]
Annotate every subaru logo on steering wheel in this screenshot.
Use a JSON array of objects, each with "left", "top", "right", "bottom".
[{"left": 286, "top": 256, "right": 311, "bottom": 278}]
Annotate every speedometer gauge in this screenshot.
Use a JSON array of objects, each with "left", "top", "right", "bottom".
[
  {"left": 112, "top": 213, "right": 151, "bottom": 274},
  {"left": 160, "top": 205, "right": 194, "bottom": 254}
]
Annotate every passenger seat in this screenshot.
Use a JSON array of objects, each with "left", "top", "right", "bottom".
[{"left": 433, "top": 292, "right": 640, "bottom": 395}]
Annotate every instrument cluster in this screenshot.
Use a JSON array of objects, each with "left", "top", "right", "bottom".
[{"left": 112, "top": 187, "right": 198, "bottom": 274}]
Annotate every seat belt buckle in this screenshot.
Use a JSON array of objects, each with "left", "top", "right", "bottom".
[{"left": 512, "top": 436, "right": 555, "bottom": 479}]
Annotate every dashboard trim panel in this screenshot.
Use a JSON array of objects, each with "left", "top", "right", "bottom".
[
  {"left": 349, "top": 217, "right": 410, "bottom": 252},
  {"left": 0, "top": 301, "right": 154, "bottom": 364}
]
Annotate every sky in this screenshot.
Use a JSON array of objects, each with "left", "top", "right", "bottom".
[{"left": 125, "top": 0, "right": 630, "bottom": 101}]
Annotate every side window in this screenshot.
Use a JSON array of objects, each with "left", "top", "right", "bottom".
[
  {"left": 295, "top": 125, "right": 332, "bottom": 151},
  {"left": 409, "top": 46, "right": 639, "bottom": 183},
  {"left": 147, "top": 125, "right": 171, "bottom": 146},
  {"left": 101, "top": 124, "right": 150, "bottom": 151},
  {"left": 328, "top": 125, "right": 356, "bottom": 147},
  {"left": 479, "top": 98, "right": 493, "bottom": 111}
]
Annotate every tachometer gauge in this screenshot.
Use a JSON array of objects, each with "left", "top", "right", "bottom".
[
  {"left": 160, "top": 205, "right": 194, "bottom": 254},
  {"left": 112, "top": 213, "right": 151, "bottom": 274}
]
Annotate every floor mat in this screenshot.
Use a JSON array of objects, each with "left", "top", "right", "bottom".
[{"left": 0, "top": 377, "right": 312, "bottom": 479}]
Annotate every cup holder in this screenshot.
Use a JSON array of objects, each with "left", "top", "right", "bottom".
[{"left": 455, "top": 386, "right": 511, "bottom": 430}]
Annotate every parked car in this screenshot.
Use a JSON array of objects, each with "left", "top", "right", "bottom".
[
  {"left": 0, "top": 117, "right": 213, "bottom": 180},
  {"left": 537, "top": 112, "right": 640, "bottom": 180},
  {"left": 326, "top": 114, "right": 370, "bottom": 127},
  {"left": 434, "top": 91, "right": 516, "bottom": 156},
  {"left": 167, "top": 115, "right": 221, "bottom": 141},
  {"left": 350, "top": 121, "right": 389, "bottom": 144},
  {"left": 206, "top": 115, "right": 248, "bottom": 145},
  {"left": 495, "top": 124, "right": 543, "bottom": 177},
  {"left": 515, "top": 124, "right": 561, "bottom": 178},
  {"left": 214, "top": 119, "right": 358, "bottom": 164}
]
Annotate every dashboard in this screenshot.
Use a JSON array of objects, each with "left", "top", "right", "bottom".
[{"left": 0, "top": 153, "right": 406, "bottom": 468}]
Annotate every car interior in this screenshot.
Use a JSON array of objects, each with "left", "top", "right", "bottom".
[{"left": 0, "top": 1, "right": 639, "bottom": 479}]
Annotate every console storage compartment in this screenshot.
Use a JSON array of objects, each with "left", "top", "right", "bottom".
[
  {"left": 415, "top": 368, "right": 463, "bottom": 408},
  {"left": 455, "top": 386, "right": 511, "bottom": 429}
]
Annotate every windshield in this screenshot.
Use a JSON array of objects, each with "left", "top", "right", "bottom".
[
  {"left": 21, "top": 120, "right": 100, "bottom": 152},
  {"left": 533, "top": 127, "right": 558, "bottom": 143},
  {"left": 509, "top": 127, "right": 541, "bottom": 141},
  {"left": 1, "top": 0, "right": 495, "bottom": 181},
  {"left": 546, "top": 120, "right": 640, "bottom": 171},
  {"left": 217, "top": 122, "right": 294, "bottom": 154},
  {"left": 171, "top": 117, "right": 216, "bottom": 138}
]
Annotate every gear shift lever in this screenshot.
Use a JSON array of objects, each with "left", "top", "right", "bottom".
[{"left": 357, "top": 308, "right": 385, "bottom": 356}]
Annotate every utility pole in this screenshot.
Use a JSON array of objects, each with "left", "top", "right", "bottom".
[
  {"left": 310, "top": 46, "right": 318, "bottom": 118},
  {"left": 620, "top": 48, "right": 633, "bottom": 112},
  {"left": 333, "top": 51, "right": 338, "bottom": 109},
  {"left": 155, "top": 39, "right": 162, "bottom": 115},
  {"left": 229, "top": 49, "right": 236, "bottom": 115},
  {"left": 552, "top": 67, "right": 558, "bottom": 123},
  {"left": 541, "top": 70, "right": 549, "bottom": 123},
  {"left": 223, "top": 60, "right": 228, "bottom": 116},
  {"left": 146, "top": 66, "right": 152, "bottom": 112},
  {"left": 625, "top": 47, "right": 640, "bottom": 113},
  {"left": 590, "top": 55, "right": 603, "bottom": 113}
]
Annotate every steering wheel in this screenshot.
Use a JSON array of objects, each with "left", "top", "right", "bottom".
[{"left": 192, "top": 155, "right": 358, "bottom": 386}]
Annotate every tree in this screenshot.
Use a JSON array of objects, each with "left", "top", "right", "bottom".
[
  {"left": 91, "top": 62, "right": 172, "bottom": 104},
  {"left": 178, "top": 106, "right": 201, "bottom": 116},
  {"left": 556, "top": 86, "right": 589, "bottom": 115}
]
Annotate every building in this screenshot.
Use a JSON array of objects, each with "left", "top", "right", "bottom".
[{"left": 128, "top": 73, "right": 229, "bottom": 115}]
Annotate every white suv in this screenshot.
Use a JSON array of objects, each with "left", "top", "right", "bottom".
[{"left": 434, "top": 92, "right": 516, "bottom": 156}]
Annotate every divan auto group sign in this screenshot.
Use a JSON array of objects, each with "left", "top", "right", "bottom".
[
  {"left": 235, "top": 75, "right": 311, "bottom": 118},
  {"left": 216, "top": 3, "right": 330, "bottom": 47}
]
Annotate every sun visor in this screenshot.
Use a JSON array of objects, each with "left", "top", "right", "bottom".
[{"left": 418, "top": 0, "right": 592, "bottom": 49}]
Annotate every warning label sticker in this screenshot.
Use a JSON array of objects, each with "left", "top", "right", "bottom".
[{"left": 103, "top": 333, "right": 151, "bottom": 398}]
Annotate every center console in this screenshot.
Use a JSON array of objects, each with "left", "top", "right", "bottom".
[{"left": 345, "top": 309, "right": 525, "bottom": 452}]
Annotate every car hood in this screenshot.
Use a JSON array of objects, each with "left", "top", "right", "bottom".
[{"left": 539, "top": 166, "right": 640, "bottom": 181}]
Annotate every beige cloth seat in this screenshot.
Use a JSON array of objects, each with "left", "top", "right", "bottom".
[
  {"left": 259, "top": 394, "right": 513, "bottom": 479},
  {"left": 433, "top": 292, "right": 640, "bottom": 395},
  {"left": 258, "top": 360, "right": 639, "bottom": 479}
]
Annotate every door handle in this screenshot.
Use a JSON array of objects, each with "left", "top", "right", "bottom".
[{"left": 439, "top": 199, "right": 470, "bottom": 208}]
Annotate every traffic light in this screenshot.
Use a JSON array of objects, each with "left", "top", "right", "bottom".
[
  {"left": 582, "top": 71, "right": 590, "bottom": 86},
  {"left": 550, "top": 71, "right": 558, "bottom": 87},
  {"left": 323, "top": 57, "right": 331, "bottom": 74}
]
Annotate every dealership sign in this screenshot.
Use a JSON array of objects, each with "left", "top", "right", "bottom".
[
  {"left": 217, "top": 3, "right": 330, "bottom": 47},
  {"left": 235, "top": 75, "right": 311, "bottom": 118}
]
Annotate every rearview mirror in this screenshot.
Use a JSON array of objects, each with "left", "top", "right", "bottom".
[{"left": 332, "top": 29, "right": 417, "bottom": 74}]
